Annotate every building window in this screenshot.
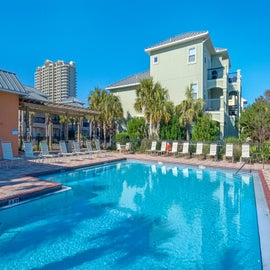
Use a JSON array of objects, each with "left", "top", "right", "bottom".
[
  {"left": 188, "top": 47, "right": 196, "bottom": 63},
  {"left": 191, "top": 83, "right": 198, "bottom": 99},
  {"left": 211, "top": 70, "right": 218, "bottom": 79},
  {"left": 153, "top": 56, "right": 159, "bottom": 64}
]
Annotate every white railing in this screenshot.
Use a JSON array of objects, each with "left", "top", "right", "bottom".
[{"left": 204, "top": 98, "right": 220, "bottom": 111}]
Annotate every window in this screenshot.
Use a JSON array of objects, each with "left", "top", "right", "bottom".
[
  {"left": 211, "top": 70, "right": 218, "bottom": 79},
  {"left": 153, "top": 56, "right": 159, "bottom": 64},
  {"left": 188, "top": 47, "right": 196, "bottom": 63},
  {"left": 191, "top": 83, "right": 198, "bottom": 99}
]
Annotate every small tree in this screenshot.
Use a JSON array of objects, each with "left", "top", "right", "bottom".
[
  {"left": 176, "top": 87, "right": 204, "bottom": 141},
  {"left": 127, "top": 117, "right": 147, "bottom": 139},
  {"left": 192, "top": 115, "right": 219, "bottom": 141},
  {"left": 160, "top": 114, "right": 184, "bottom": 140},
  {"left": 239, "top": 96, "right": 270, "bottom": 143}
]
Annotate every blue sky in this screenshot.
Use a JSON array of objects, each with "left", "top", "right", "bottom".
[{"left": 1, "top": 0, "right": 269, "bottom": 106}]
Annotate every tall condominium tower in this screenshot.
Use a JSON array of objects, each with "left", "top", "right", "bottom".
[{"left": 34, "top": 59, "right": 77, "bottom": 102}]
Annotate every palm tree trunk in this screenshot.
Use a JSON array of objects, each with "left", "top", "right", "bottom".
[
  {"left": 77, "top": 118, "right": 81, "bottom": 142},
  {"left": 149, "top": 119, "right": 153, "bottom": 138},
  {"left": 49, "top": 120, "right": 52, "bottom": 150},
  {"left": 186, "top": 123, "right": 191, "bottom": 141},
  {"left": 65, "top": 120, "right": 68, "bottom": 141},
  {"left": 103, "top": 121, "right": 107, "bottom": 149}
]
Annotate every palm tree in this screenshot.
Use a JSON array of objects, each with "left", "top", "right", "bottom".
[
  {"left": 103, "top": 94, "right": 124, "bottom": 147},
  {"left": 134, "top": 77, "right": 170, "bottom": 139},
  {"left": 88, "top": 87, "right": 124, "bottom": 148},
  {"left": 176, "top": 87, "right": 204, "bottom": 141},
  {"left": 45, "top": 113, "right": 53, "bottom": 149},
  {"left": 88, "top": 87, "right": 105, "bottom": 137},
  {"left": 152, "top": 90, "right": 172, "bottom": 138},
  {"left": 59, "top": 114, "right": 69, "bottom": 141}
]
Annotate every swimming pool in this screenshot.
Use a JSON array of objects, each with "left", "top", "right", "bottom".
[{"left": 0, "top": 160, "right": 268, "bottom": 269}]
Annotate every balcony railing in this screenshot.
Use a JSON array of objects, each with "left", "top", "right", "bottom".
[
  {"left": 52, "top": 120, "right": 60, "bottom": 125},
  {"left": 33, "top": 117, "right": 45, "bottom": 124},
  {"left": 207, "top": 67, "right": 224, "bottom": 80},
  {"left": 228, "top": 72, "right": 237, "bottom": 83},
  {"left": 229, "top": 105, "right": 238, "bottom": 116},
  {"left": 204, "top": 98, "right": 220, "bottom": 111}
]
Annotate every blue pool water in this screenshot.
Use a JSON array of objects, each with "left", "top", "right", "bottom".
[{"left": 0, "top": 160, "right": 262, "bottom": 269}]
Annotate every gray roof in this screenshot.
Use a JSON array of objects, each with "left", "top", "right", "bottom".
[
  {"left": 145, "top": 31, "right": 209, "bottom": 52},
  {"left": 0, "top": 69, "right": 28, "bottom": 95},
  {"left": 59, "top": 97, "right": 84, "bottom": 107},
  {"left": 106, "top": 70, "right": 150, "bottom": 90},
  {"left": 23, "top": 85, "right": 49, "bottom": 102}
]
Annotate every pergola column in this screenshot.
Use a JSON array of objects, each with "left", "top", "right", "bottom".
[{"left": 77, "top": 117, "right": 82, "bottom": 142}]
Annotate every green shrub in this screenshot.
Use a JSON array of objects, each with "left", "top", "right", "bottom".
[
  {"left": 127, "top": 117, "right": 147, "bottom": 139},
  {"left": 114, "top": 132, "right": 129, "bottom": 143}
]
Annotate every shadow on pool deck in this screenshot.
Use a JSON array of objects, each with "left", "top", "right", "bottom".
[{"left": 0, "top": 152, "right": 270, "bottom": 210}]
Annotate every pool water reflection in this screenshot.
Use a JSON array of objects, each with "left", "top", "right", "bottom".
[{"left": 0, "top": 160, "right": 263, "bottom": 269}]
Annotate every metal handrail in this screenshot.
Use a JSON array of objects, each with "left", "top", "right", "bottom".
[{"left": 234, "top": 152, "right": 264, "bottom": 175}]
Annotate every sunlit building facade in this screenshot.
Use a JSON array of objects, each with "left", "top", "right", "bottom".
[
  {"left": 106, "top": 31, "right": 243, "bottom": 138},
  {"left": 35, "top": 60, "right": 77, "bottom": 103}
]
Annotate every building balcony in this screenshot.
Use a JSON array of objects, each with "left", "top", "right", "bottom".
[
  {"left": 33, "top": 117, "right": 45, "bottom": 124},
  {"left": 228, "top": 105, "right": 238, "bottom": 116},
  {"left": 207, "top": 69, "right": 241, "bottom": 92},
  {"left": 32, "top": 123, "right": 46, "bottom": 128},
  {"left": 207, "top": 67, "right": 225, "bottom": 89},
  {"left": 228, "top": 72, "right": 237, "bottom": 83},
  {"left": 204, "top": 98, "right": 224, "bottom": 123},
  {"left": 207, "top": 67, "right": 224, "bottom": 80},
  {"left": 204, "top": 98, "right": 221, "bottom": 111},
  {"left": 204, "top": 96, "right": 239, "bottom": 123}
]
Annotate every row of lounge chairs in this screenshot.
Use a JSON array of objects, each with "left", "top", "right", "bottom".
[
  {"left": 0, "top": 140, "right": 108, "bottom": 167},
  {"left": 146, "top": 141, "right": 251, "bottom": 162}
]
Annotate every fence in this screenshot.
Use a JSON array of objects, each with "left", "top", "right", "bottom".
[{"left": 112, "top": 138, "right": 269, "bottom": 163}]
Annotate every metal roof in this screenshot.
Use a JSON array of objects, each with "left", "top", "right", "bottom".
[
  {"left": 23, "top": 85, "right": 49, "bottom": 102},
  {"left": 59, "top": 97, "right": 85, "bottom": 107},
  {"left": 19, "top": 100, "right": 99, "bottom": 117},
  {"left": 106, "top": 70, "right": 150, "bottom": 90},
  {"left": 0, "top": 69, "right": 28, "bottom": 95},
  {"left": 19, "top": 91, "right": 98, "bottom": 117},
  {"left": 145, "top": 31, "right": 209, "bottom": 53}
]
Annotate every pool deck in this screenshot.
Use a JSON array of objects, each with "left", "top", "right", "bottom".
[{"left": 0, "top": 152, "right": 270, "bottom": 210}]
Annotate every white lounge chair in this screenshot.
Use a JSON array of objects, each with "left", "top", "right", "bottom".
[
  {"left": 1, "top": 141, "right": 22, "bottom": 161},
  {"left": 223, "top": 143, "right": 234, "bottom": 162},
  {"left": 157, "top": 141, "right": 167, "bottom": 155},
  {"left": 178, "top": 142, "right": 190, "bottom": 157},
  {"left": 168, "top": 141, "right": 178, "bottom": 156},
  {"left": 193, "top": 142, "right": 204, "bottom": 158},
  {"left": 95, "top": 140, "right": 108, "bottom": 156},
  {"left": 1, "top": 142, "right": 24, "bottom": 167},
  {"left": 39, "top": 141, "right": 58, "bottom": 161},
  {"left": 72, "top": 141, "right": 88, "bottom": 155},
  {"left": 59, "top": 141, "right": 75, "bottom": 157},
  {"left": 240, "top": 144, "right": 250, "bottom": 162},
  {"left": 23, "top": 141, "right": 40, "bottom": 162},
  {"left": 206, "top": 143, "right": 217, "bottom": 161},
  {"left": 146, "top": 141, "right": 157, "bottom": 155},
  {"left": 86, "top": 141, "right": 99, "bottom": 155}
]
